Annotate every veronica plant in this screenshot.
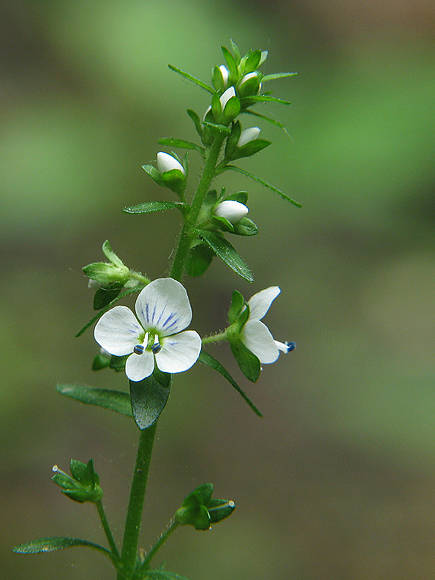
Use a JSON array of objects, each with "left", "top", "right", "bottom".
[{"left": 14, "top": 41, "right": 299, "bottom": 580}]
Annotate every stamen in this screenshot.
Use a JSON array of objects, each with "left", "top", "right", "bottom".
[
  {"left": 275, "top": 340, "right": 296, "bottom": 354},
  {"left": 152, "top": 338, "right": 161, "bottom": 354},
  {"left": 286, "top": 341, "right": 296, "bottom": 352},
  {"left": 134, "top": 344, "right": 144, "bottom": 355}
]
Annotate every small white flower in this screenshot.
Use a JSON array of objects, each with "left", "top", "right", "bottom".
[
  {"left": 241, "top": 286, "right": 292, "bottom": 364},
  {"left": 156, "top": 152, "right": 185, "bottom": 175},
  {"left": 219, "top": 86, "right": 236, "bottom": 110},
  {"left": 215, "top": 200, "right": 248, "bottom": 224},
  {"left": 237, "top": 127, "right": 261, "bottom": 148},
  {"left": 218, "top": 64, "right": 229, "bottom": 88},
  {"left": 94, "top": 278, "right": 201, "bottom": 382}
]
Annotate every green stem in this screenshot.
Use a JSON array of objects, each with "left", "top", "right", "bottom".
[
  {"left": 129, "top": 271, "right": 150, "bottom": 285},
  {"left": 170, "top": 134, "right": 225, "bottom": 281},
  {"left": 117, "top": 424, "right": 157, "bottom": 580},
  {"left": 135, "top": 519, "right": 179, "bottom": 576},
  {"left": 202, "top": 330, "right": 228, "bottom": 344},
  {"left": 96, "top": 500, "right": 120, "bottom": 561}
]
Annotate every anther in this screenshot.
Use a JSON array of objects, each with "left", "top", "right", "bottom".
[
  {"left": 134, "top": 344, "right": 144, "bottom": 355},
  {"left": 285, "top": 341, "right": 296, "bottom": 352}
]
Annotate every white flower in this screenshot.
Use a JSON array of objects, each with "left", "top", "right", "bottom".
[
  {"left": 215, "top": 200, "right": 248, "bottom": 224},
  {"left": 94, "top": 278, "right": 201, "bottom": 382},
  {"left": 219, "top": 86, "right": 236, "bottom": 110},
  {"left": 237, "top": 127, "right": 261, "bottom": 148},
  {"left": 156, "top": 152, "right": 185, "bottom": 175},
  {"left": 241, "top": 286, "right": 293, "bottom": 364}
]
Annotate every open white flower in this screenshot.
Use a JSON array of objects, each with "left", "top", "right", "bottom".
[
  {"left": 241, "top": 286, "right": 293, "bottom": 364},
  {"left": 94, "top": 278, "right": 201, "bottom": 382}
]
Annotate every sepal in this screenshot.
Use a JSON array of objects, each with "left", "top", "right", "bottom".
[
  {"left": 51, "top": 459, "right": 102, "bottom": 503},
  {"left": 175, "top": 483, "right": 235, "bottom": 531}
]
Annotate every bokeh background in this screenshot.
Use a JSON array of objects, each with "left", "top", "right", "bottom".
[{"left": 2, "top": 1, "right": 434, "bottom": 579}]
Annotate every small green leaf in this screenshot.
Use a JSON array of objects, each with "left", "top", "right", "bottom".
[
  {"left": 232, "top": 139, "right": 271, "bottom": 161},
  {"left": 230, "top": 340, "right": 261, "bottom": 383},
  {"left": 262, "top": 72, "right": 298, "bottom": 82},
  {"left": 56, "top": 384, "right": 132, "bottom": 417},
  {"left": 186, "top": 109, "right": 202, "bottom": 138},
  {"left": 129, "top": 371, "right": 172, "bottom": 431},
  {"left": 123, "top": 201, "right": 184, "bottom": 214},
  {"left": 230, "top": 39, "right": 241, "bottom": 64},
  {"left": 243, "top": 108, "right": 289, "bottom": 135},
  {"left": 186, "top": 243, "right": 214, "bottom": 277},
  {"left": 225, "top": 165, "right": 302, "bottom": 207},
  {"left": 168, "top": 64, "right": 214, "bottom": 94},
  {"left": 93, "top": 283, "right": 123, "bottom": 310},
  {"left": 233, "top": 217, "right": 258, "bottom": 236},
  {"left": 242, "top": 95, "right": 292, "bottom": 105},
  {"left": 158, "top": 137, "right": 204, "bottom": 155},
  {"left": 199, "top": 230, "right": 253, "bottom": 282},
  {"left": 13, "top": 537, "right": 111, "bottom": 558},
  {"left": 221, "top": 46, "right": 238, "bottom": 82},
  {"left": 199, "top": 350, "right": 262, "bottom": 416},
  {"left": 228, "top": 290, "right": 245, "bottom": 323}
]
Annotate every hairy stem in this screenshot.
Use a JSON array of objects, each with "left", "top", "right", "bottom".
[
  {"left": 117, "top": 424, "right": 157, "bottom": 580},
  {"left": 96, "top": 500, "right": 120, "bottom": 562},
  {"left": 202, "top": 330, "right": 228, "bottom": 344}
]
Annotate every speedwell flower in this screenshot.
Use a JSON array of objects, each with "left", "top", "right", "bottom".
[
  {"left": 94, "top": 278, "right": 201, "bottom": 382},
  {"left": 241, "top": 286, "right": 294, "bottom": 364},
  {"left": 215, "top": 200, "right": 249, "bottom": 224},
  {"left": 156, "top": 152, "right": 185, "bottom": 175},
  {"left": 237, "top": 127, "right": 261, "bottom": 148}
]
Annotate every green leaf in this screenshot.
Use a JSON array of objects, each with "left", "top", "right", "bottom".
[
  {"left": 12, "top": 537, "right": 111, "bottom": 558},
  {"left": 241, "top": 49, "right": 262, "bottom": 74},
  {"left": 144, "top": 571, "right": 190, "bottom": 580},
  {"left": 224, "top": 120, "right": 241, "bottom": 160},
  {"left": 242, "top": 94, "right": 292, "bottom": 105},
  {"left": 93, "top": 283, "right": 123, "bottom": 310},
  {"left": 199, "top": 350, "right": 262, "bottom": 416},
  {"left": 243, "top": 108, "right": 289, "bottom": 135},
  {"left": 102, "top": 240, "right": 124, "bottom": 267},
  {"left": 123, "top": 201, "right": 184, "bottom": 214},
  {"left": 233, "top": 217, "right": 258, "bottom": 236},
  {"left": 228, "top": 290, "right": 244, "bottom": 323},
  {"left": 230, "top": 39, "right": 241, "bottom": 64},
  {"left": 262, "top": 72, "right": 298, "bottom": 82},
  {"left": 232, "top": 139, "right": 271, "bottom": 160},
  {"left": 130, "top": 371, "right": 172, "bottom": 431},
  {"left": 199, "top": 230, "right": 253, "bottom": 282},
  {"left": 186, "top": 243, "right": 214, "bottom": 277},
  {"left": 186, "top": 109, "right": 202, "bottom": 138},
  {"left": 230, "top": 340, "right": 261, "bottom": 383},
  {"left": 202, "top": 121, "right": 231, "bottom": 135},
  {"left": 221, "top": 46, "right": 238, "bottom": 82},
  {"left": 142, "top": 163, "right": 163, "bottom": 185},
  {"left": 56, "top": 384, "right": 132, "bottom": 417},
  {"left": 225, "top": 165, "right": 302, "bottom": 207},
  {"left": 158, "top": 137, "right": 204, "bottom": 155},
  {"left": 75, "top": 286, "right": 144, "bottom": 337},
  {"left": 168, "top": 64, "right": 214, "bottom": 94}
]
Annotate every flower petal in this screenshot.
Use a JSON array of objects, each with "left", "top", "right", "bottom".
[
  {"left": 125, "top": 351, "right": 155, "bottom": 382},
  {"left": 242, "top": 320, "right": 279, "bottom": 364},
  {"left": 248, "top": 286, "right": 280, "bottom": 320},
  {"left": 94, "top": 306, "right": 142, "bottom": 356},
  {"left": 155, "top": 330, "right": 202, "bottom": 374},
  {"left": 135, "top": 278, "right": 192, "bottom": 336}
]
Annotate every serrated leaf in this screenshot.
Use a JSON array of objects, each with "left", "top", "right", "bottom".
[
  {"left": 225, "top": 165, "right": 302, "bottom": 207},
  {"left": 199, "top": 350, "right": 262, "bottom": 416},
  {"left": 158, "top": 137, "right": 204, "bottom": 155},
  {"left": 129, "top": 372, "right": 172, "bottom": 431},
  {"left": 56, "top": 384, "right": 132, "bottom": 417},
  {"left": 262, "top": 72, "right": 298, "bottom": 82},
  {"left": 123, "top": 201, "right": 184, "bottom": 214},
  {"left": 199, "top": 230, "right": 253, "bottom": 282},
  {"left": 76, "top": 286, "right": 144, "bottom": 337},
  {"left": 12, "top": 537, "right": 111, "bottom": 558},
  {"left": 243, "top": 95, "right": 292, "bottom": 105},
  {"left": 168, "top": 64, "right": 214, "bottom": 94},
  {"left": 230, "top": 340, "right": 261, "bottom": 383}
]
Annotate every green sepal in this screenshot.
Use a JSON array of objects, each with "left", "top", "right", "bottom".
[
  {"left": 228, "top": 290, "right": 245, "bottom": 323},
  {"left": 262, "top": 72, "right": 298, "bottom": 82},
  {"left": 222, "top": 190, "right": 248, "bottom": 204},
  {"left": 224, "top": 121, "right": 241, "bottom": 160},
  {"left": 52, "top": 459, "right": 102, "bottom": 503},
  {"left": 229, "top": 39, "right": 241, "bottom": 64},
  {"left": 239, "top": 49, "right": 262, "bottom": 74},
  {"left": 142, "top": 163, "right": 164, "bottom": 186},
  {"left": 83, "top": 262, "right": 129, "bottom": 287},
  {"left": 222, "top": 96, "right": 241, "bottom": 123},
  {"left": 221, "top": 46, "right": 238, "bottom": 83},
  {"left": 212, "top": 65, "right": 226, "bottom": 92},
  {"left": 56, "top": 384, "right": 133, "bottom": 417},
  {"left": 158, "top": 137, "right": 204, "bottom": 156},
  {"left": 233, "top": 217, "right": 258, "bottom": 236},
  {"left": 199, "top": 350, "right": 262, "bottom": 417},
  {"left": 237, "top": 72, "right": 261, "bottom": 99},
  {"left": 212, "top": 215, "right": 235, "bottom": 233},
  {"left": 102, "top": 240, "right": 124, "bottom": 267},
  {"left": 202, "top": 120, "right": 231, "bottom": 135},
  {"left": 129, "top": 370, "right": 172, "bottom": 431},
  {"left": 186, "top": 109, "right": 202, "bottom": 139},
  {"left": 160, "top": 168, "right": 186, "bottom": 196},
  {"left": 224, "top": 165, "right": 302, "bottom": 207},
  {"left": 231, "top": 139, "right": 271, "bottom": 161},
  {"left": 12, "top": 537, "right": 111, "bottom": 558},
  {"left": 208, "top": 498, "right": 236, "bottom": 524},
  {"left": 211, "top": 93, "right": 222, "bottom": 121},
  {"left": 93, "top": 283, "right": 123, "bottom": 310},
  {"left": 123, "top": 201, "right": 185, "bottom": 215},
  {"left": 186, "top": 243, "right": 214, "bottom": 277},
  {"left": 92, "top": 352, "right": 111, "bottom": 370},
  {"left": 199, "top": 230, "right": 253, "bottom": 282},
  {"left": 183, "top": 482, "right": 214, "bottom": 508},
  {"left": 143, "top": 571, "right": 191, "bottom": 580},
  {"left": 69, "top": 459, "right": 98, "bottom": 487},
  {"left": 109, "top": 354, "right": 128, "bottom": 372},
  {"left": 230, "top": 339, "right": 261, "bottom": 382},
  {"left": 167, "top": 64, "right": 214, "bottom": 94}
]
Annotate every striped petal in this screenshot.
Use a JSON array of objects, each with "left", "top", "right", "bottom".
[
  {"left": 94, "top": 306, "right": 142, "bottom": 356},
  {"left": 155, "top": 330, "right": 202, "bottom": 374},
  {"left": 125, "top": 351, "right": 155, "bottom": 382}
]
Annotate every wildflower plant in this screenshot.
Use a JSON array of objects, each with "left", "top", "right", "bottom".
[{"left": 14, "top": 41, "right": 299, "bottom": 579}]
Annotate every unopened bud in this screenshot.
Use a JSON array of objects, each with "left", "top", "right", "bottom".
[
  {"left": 156, "top": 152, "right": 185, "bottom": 175},
  {"left": 215, "top": 200, "right": 249, "bottom": 224},
  {"left": 237, "top": 127, "right": 261, "bottom": 148},
  {"left": 219, "top": 87, "right": 236, "bottom": 111}
]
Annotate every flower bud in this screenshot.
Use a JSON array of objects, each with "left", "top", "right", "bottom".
[
  {"left": 237, "top": 71, "right": 261, "bottom": 98},
  {"left": 219, "top": 86, "right": 236, "bottom": 111},
  {"left": 215, "top": 200, "right": 249, "bottom": 224},
  {"left": 156, "top": 152, "right": 185, "bottom": 175},
  {"left": 83, "top": 262, "right": 129, "bottom": 286},
  {"left": 52, "top": 459, "right": 102, "bottom": 503},
  {"left": 237, "top": 127, "right": 261, "bottom": 148},
  {"left": 212, "top": 64, "right": 229, "bottom": 91}
]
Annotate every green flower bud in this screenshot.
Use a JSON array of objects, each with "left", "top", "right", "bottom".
[
  {"left": 52, "top": 459, "right": 102, "bottom": 503},
  {"left": 237, "top": 71, "right": 261, "bottom": 98}
]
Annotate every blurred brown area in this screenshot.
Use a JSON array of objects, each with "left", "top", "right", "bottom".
[{"left": 1, "top": 1, "right": 434, "bottom": 579}]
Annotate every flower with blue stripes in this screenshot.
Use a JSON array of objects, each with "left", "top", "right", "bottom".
[{"left": 94, "top": 278, "right": 202, "bottom": 382}]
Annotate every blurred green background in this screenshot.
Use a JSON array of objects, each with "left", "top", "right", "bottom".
[{"left": 2, "top": 1, "right": 434, "bottom": 578}]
